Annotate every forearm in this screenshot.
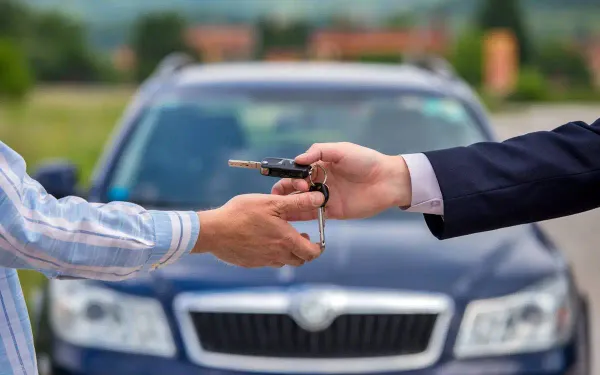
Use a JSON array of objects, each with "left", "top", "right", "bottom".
[
  {"left": 0, "top": 141, "right": 199, "bottom": 280},
  {"left": 423, "top": 119, "right": 600, "bottom": 238}
]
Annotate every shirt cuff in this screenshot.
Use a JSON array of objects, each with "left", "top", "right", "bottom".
[
  {"left": 145, "top": 211, "right": 200, "bottom": 271},
  {"left": 400, "top": 153, "right": 444, "bottom": 215}
]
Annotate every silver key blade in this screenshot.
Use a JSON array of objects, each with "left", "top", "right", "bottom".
[
  {"left": 228, "top": 160, "right": 261, "bottom": 169},
  {"left": 317, "top": 207, "right": 325, "bottom": 250}
]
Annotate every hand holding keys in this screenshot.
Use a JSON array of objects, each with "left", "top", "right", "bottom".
[{"left": 229, "top": 157, "right": 329, "bottom": 250}]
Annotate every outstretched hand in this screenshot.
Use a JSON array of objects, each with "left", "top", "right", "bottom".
[
  {"left": 272, "top": 142, "right": 412, "bottom": 220},
  {"left": 193, "top": 192, "right": 325, "bottom": 268}
]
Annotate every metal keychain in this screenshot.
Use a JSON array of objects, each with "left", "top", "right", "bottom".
[{"left": 308, "top": 164, "right": 329, "bottom": 251}]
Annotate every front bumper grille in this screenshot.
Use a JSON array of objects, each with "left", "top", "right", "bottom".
[
  {"left": 190, "top": 312, "right": 437, "bottom": 358},
  {"left": 174, "top": 287, "right": 453, "bottom": 373}
]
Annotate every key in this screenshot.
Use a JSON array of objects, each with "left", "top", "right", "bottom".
[
  {"left": 309, "top": 182, "right": 329, "bottom": 250},
  {"left": 228, "top": 157, "right": 312, "bottom": 179}
]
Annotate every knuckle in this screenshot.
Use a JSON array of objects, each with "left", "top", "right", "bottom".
[
  {"left": 293, "top": 196, "right": 304, "bottom": 210},
  {"left": 280, "top": 235, "right": 295, "bottom": 249},
  {"left": 269, "top": 198, "right": 285, "bottom": 212},
  {"left": 309, "top": 143, "right": 324, "bottom": 154}
]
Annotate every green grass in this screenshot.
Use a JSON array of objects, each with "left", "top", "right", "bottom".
[
  {"left": 0, "top": 85, "right": 134, "bottom": 184},
  {"left": 0, "top": 84, "right": 134, "bottom": 308}
]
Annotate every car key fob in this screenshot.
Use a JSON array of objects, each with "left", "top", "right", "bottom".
[
  {"left": 228, "top": 157, "right": 312, "bottom": 179},
  {"left": 259, "top": 157, "right": 311, "bottom": 179}
]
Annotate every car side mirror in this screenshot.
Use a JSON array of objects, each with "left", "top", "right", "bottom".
[{"left": 31, "top": 160, "right": 80, "bottom": 199}]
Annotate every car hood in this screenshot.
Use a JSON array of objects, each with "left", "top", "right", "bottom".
[{"left": 107, "top": 219, "right": 562, "bottom": 300}]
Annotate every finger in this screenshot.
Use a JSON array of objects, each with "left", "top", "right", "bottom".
[
  {"left": 290, "top": 233, "right": 322, "bottom": 261},
  {"left": 271, "top": 180, "right": 289, "bottom": 195},
  {"left": 274, "top": 192, "right": 324, "bottom": 219},
  {"left": 272, "top": 179, "right": 296, "bottom": 195},
  {"left": 300, "top": 233, "right": 310, "bottom": 241},
  {"left": 284, "top": 254, "right": 305, "bottom": 267},
  {"left": 284, "top": 210, "right": 318, "bottom": 222},
  {"left": 270, "top": 262, "right": 285, "bottom": 268},
  {"left": 271, "top": 178, "right": 310, "bottom": 196},
  {"left": 292, "top": 178, "right": 310, "bottom": 192},
  {"left": 295, "top": 143, "right": 346, "bottom": 165}
]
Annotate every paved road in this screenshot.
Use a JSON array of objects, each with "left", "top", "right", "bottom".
[{"left": 490, "top": 105, "right": 599, "bottom": 374}]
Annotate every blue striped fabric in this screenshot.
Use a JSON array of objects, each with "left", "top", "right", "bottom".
[{"left": 0, "top": 141, "right": 200, "bottom": 374}]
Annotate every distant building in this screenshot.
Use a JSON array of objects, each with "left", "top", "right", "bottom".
[
  {"left": 483, "top": 29, "right": 518, "bottom": 96},
  {"left": 110, "top": 24, "right": 453, "bottom": 70},
  {"left": 184, "top": 25, "right": 257, "bottom": 62},
  {"left": 585, "top": 40, "right": 600, "bottom": 88},
  {"left": 263, "top": 48, "right": 305, "bottom": 61},
  {"left": 112, "top": 46, "right": 136, "bottom": 73},
  {"left": 308, "top": 29, "right": 448, "bottom": 60}
]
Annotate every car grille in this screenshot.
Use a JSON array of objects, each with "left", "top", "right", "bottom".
[
  {"left": 174, "top": 288, "right": 453, "bottom": 373},
  {"left": 190, "top": 312, "right": 438, "bottom": 358}
]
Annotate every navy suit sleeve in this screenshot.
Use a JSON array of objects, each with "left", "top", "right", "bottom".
[{"left": 422, "top": 119, "right": 600, "bottom": 239}]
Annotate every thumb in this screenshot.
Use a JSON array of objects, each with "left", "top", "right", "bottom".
[{"left": 274, "top": 192, "right": 324, "bottom": 218}]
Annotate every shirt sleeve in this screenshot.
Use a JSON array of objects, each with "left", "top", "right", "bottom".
[
  {"left": 0, "top": 141, "right": 200, "bottom": 281},
  {"left": 400, "top": 153, "right": 444, "bottom": 216}
]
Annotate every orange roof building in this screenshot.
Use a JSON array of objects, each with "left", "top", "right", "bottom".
[
  {"left": 309, "top": 29, "right": 449, "bottom": 60},
  {"left": 184, "top": 25, "right": 257, "bottom": 62},
  {"left": 112, "top": 46, "right": 136, "bottom": 72}
]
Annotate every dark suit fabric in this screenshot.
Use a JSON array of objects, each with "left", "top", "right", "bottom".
[{"left": 423, "top": 119, "right": 600, "bottom": 239}]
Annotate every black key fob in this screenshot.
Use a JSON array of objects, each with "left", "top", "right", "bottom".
[{"left": 260, "top": 157, "right": 311, "bottom": 179}]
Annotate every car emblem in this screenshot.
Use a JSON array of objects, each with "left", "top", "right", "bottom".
[{"left": 290, "top": 291, "right": 337, "bottom": 332}]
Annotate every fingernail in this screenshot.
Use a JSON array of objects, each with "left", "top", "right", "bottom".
[{"left": 310, "top": 192, "right": 324, "bottom": 206}]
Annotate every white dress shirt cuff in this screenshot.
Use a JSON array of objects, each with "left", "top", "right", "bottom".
[
  {"left": 400, "top": 153, "right": 444, "bottom": 215},
  {"left": 146, "top": 211, "right": 200, "bottom": 270}
]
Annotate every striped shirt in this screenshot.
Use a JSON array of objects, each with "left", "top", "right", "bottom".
[{"left": 0, "top": 140, "right": 200, "bottom": 374}]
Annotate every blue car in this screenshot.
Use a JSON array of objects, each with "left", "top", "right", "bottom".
[{"left": 32, "top": 55, "right": 590, "bottom": 375}]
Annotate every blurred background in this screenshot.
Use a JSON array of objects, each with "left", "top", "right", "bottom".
[{"left": 1, "top": 0, "right": 600, "bottom": 372}]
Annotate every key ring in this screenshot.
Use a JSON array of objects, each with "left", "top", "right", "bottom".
[{"left": 309, "top": 164, "right": 327, "bottom": 186}]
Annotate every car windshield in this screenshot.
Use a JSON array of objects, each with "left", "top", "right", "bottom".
[{"left": 106, "top": 85, "right": 487, "bottom": 218}]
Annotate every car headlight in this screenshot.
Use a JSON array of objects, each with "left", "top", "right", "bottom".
[
  {"left": 49, "top": 280, "right": 176, "bottom": 357},
  {"left": 454, "top": 274, "right": 575, "bottom": 358}
]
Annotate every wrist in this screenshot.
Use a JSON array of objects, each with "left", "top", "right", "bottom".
[
  {"left": 193, "top": 209, "right": 222, "bottom": 254},
  {"left": 383, "top": 155, "right": 412, "bottom": 208}
]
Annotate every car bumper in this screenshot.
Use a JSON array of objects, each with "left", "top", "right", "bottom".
[{"left": 46, "top": 338, "right": 584, "bottom": 375}]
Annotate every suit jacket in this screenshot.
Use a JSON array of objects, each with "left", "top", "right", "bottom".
[{"left": 422, "top": 118, "right": 600, "bottom": 239}]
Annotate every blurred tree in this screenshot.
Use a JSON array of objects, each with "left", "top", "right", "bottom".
[
  {"left": 328, "top": 14, "right": 359, "bottom": 30},
  {"left": 0, "top": 0, "right": 32, "bottom": 40},
  {"left": 0, "top": 38, "right": 33, "bottom": 100},
  {"left": 386, "top": 13, "right": 415, "bottom": 29},
  {"left": 509, "top": 66, "right": 549, "bottom": 101},
  {"left": 448, "top": 29, "right": 483, "bottom": 87},
  {"left": 536, "top": 41, "right": 592, "bottom": 89},
  {"left": 476, "top": 0, "right": 531, "bottom": 65},
  {"left": 130, "top": 12, "right": 191, "bottom": 82},
  {"left": 256, "top": 17, "right": 310, "bottom": 58},
  {"left": 28, "top": 11, "right": 106, "bottom": 82}
]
